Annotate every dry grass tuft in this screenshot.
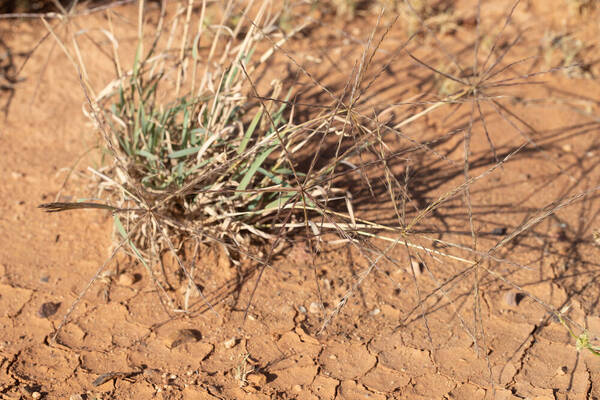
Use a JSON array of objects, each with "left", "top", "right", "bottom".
[{"left": 27, "top": 0, "right": 600, "bottom": 371}]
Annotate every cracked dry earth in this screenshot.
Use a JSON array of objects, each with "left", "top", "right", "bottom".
[{"left": 2, "top": 1, "right": 600, "bottom": 399}]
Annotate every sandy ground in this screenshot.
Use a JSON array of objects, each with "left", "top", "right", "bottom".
[{"left": 2, "top": 1, "right": 600, "bottom": 399}]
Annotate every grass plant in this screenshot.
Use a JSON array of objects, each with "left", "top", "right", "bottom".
[
  {"left": 40, "top": 0, "right": 376, "bottom": 323},
  {"left": 29, "top": 0, "right": 600, "bottom": 390}
]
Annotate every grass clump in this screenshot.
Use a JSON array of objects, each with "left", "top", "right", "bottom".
[
  {"left": 42, "top": 0, "right": 365, "bottom": 319},
  {"left": 92, "top": 2, "right": 303, "bottom": 250},
  {"left": 101, "top": 46, "right": 300, "bottom": 250},
  {"left": 37, "top": 0, "right": 600, "bottom": 374}
]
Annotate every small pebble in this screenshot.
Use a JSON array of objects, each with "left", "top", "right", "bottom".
[
  {"left": 562, "top": 143, "right": 573, "bottom": 152},
  {"left": 246, "top": 372, "right": 267, "bottom": 386},
  {"left": 39, "top": 276, "right": 50, "bottom": 283},
  {"left": 117, "top": 272, "right": 136, "bottom": 286},
  {"left": 491, "top": 227, "right": 507, "bottom": 236},
  {"left": 410, "top": 259, "right": 424, "bottom": 277},
  {"left": 223, "top": 337, "right": 237, "bottom": 349},
  {"left": 164, "top": 329, "right": 201, "bottom": 349},
  {"left": 32, "top": 392, "right": 41, "bottom": 399},
  {"left": 69, "top": 395, "right": 83, "bottom": 400},
  {"left": 557, "top": 366, "right": 568, "bottom": 375},
  {"left": 37, "top": 302, "right": 61, "bottom": 318},
  {"left": 369, "top": 308, "right": 381, "bottom": 316},
  {"left": 308, "top": 302, "right": 320, "bottom": 314},
  {"left": 298, "top": 305, "right": 307, "bottom": 313},
  {"left": 504, "top": 291, "right": 522, "bottom": 307}
]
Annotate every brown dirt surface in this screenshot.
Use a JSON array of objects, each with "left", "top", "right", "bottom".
[{"left": 2, "top": 1, "right": 600, "bottom": 399}]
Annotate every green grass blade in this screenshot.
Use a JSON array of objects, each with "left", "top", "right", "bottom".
[
  {"left": 237, "top": 145, "right": 277, "bottom": 191},
  {"left": 132, "top": 41, "right": 143, "bottom": 79},
  {"left": 168, "top": 146, "right": 203, "bottom": 159},
  {"left": 238, "top": 109, "right": 262, "bottom": 155},
  {"left": 264, "top": 193, "right": 295, "bottom": 210},
  {"left": 192, "top": 32, "right": 201, "bottom": 60},
  {"left": 114, "top": 215, "right": 151, "bottom": 270},
  {"left": 136, "top": 149, "right": 159, "bottom": 161},
  {"left": 268, "top": 88, "right": 293, "bottom": 133},
  {"left": 182, "top": 105, "right": 191, "bottom": 146}
]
